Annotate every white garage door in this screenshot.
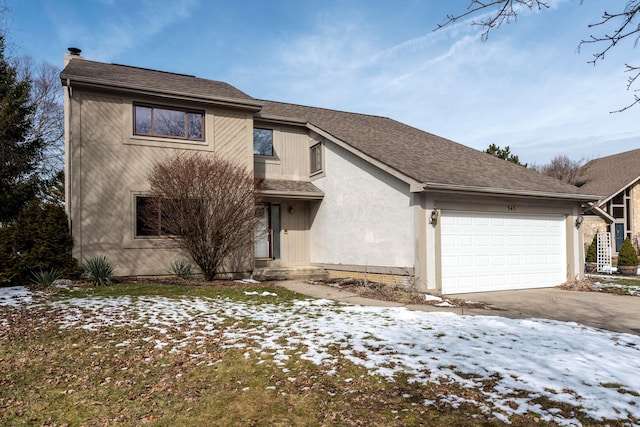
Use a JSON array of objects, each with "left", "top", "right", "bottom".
[{"left": 440, "top": 211, "right": 566, "bottom": 294}]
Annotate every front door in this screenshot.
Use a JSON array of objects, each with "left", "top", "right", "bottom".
[{"left": 254, "top": 203, "right": 280, "bottom": 260}]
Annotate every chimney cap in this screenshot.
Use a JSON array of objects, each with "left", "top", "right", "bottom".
[{"left": 68, "top": 47, "right": 82, "bottom": 56}]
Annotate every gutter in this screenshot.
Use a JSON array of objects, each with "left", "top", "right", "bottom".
[
  {"left": 259, "top": 189, "right": 324, "bottom": 200},
  {"left": 254, "top": 113, "right": 307, "bottom": 127},
  {"left": 421, "top": 182, "right": 602, "bottom": 202},
  {"left": 60, "top": 76, "right": 263, "bottom": 112}
]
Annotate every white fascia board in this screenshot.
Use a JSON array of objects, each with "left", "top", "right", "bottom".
[
  {"left": 594, "top": 176, "right": 640, "bottom": 206},
  {"left": 584, "top": 203, "right": 615, "bottom": 222}
]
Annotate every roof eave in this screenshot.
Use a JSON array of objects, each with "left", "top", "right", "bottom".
[
  {"left": 259, "top": 190, "right": 324, "bottom": 200},
  {"left": 254, "top": 113, "right": 307, "bottom": 127},
  {"left": 422, "top": 182, "right": 601, "bottom": 202},
  {"left": 61, "top": 74, "right": 263, "bottom": 112},
  {"left": 590, "top": 175, "right": 640, "bottom": 207}
]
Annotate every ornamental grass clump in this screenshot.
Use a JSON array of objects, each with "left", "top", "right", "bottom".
[
  {"left": 617, "top": 238, "right": 639, "bottom": 267},
  {"left": 81, "top": 255, "right": 114, "bottom": 286}
]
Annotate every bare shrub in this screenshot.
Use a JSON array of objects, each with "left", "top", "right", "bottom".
[
  {"left": 530, "top": 155, "right": 587, "bottom": 185},
  {"left": 144, "top": 152, "right": 260, "bottom": 281}
]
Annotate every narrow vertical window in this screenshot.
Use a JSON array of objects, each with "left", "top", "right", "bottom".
[
  {"left": 253, "top": 128, "right": 273, "bottom": 156},
  {"left": 135, "top": 196, "right": 162, "bottom": 237},
  {"left": 310, "top": 143, "right": 322, "bottom": 174}
]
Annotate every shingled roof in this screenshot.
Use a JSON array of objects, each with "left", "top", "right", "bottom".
[
  {"left": 60, "top": 58, "right": 597, "bottom": 200},
  {"left": 577, "top": 148, "right": 640, "bottom": 201},
  {"left": 61, "top": 58, "right": 260, "bottom": 108},
  {"left": 258, "top": 100, "right": 596, "bottom": 199}
]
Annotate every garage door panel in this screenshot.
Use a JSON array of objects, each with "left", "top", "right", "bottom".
[{"left": 441, "top": 212, "right": 566, "bottom": 294}]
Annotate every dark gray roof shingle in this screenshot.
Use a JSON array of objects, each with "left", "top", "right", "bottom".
[
  {"left": 577, "top": 148, "right": 640, "bottom": 199},
  {"left": 61, "top": 58, "right": 257, "bottom": 105},
  {"left": 258, "top": 101, "right": 595, "bottom": 197},
  {"left": 258, "top": 179, "right": 324, "bottom": 199},
  {"left": 60, "top": 58, "right": 598, "bottom": 199}
]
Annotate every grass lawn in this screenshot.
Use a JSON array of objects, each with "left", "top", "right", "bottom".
[{"left": 1, "top": 282, "right": 638, "bottom": 426}]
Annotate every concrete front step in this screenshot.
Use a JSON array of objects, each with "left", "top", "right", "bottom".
[{"left": 253, "top": 266, "right": 328, "bottom": 281}]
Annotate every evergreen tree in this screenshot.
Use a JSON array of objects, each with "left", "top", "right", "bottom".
[
  {"left": 484, "top": 144, "right": 527, "bottom": 167},
  {"left": 0, "top": 34, "right": 44, "bottom": 223},
  {"left": 0, "top": 200, "right": 76, "bottom": 285}
]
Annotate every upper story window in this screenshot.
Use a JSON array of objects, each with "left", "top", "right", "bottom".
[
  {"left": 253, "top": 128, "right": 273, "bottom": 156},
  {"left": 310, "top": 143, "right": 322, "bottom": 174},
  {"left": 134, "top": 104, "right": 204, "bottom": 141}
]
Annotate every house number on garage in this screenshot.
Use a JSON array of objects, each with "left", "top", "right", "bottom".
[{"left": 507, "top": 205, "right": 516, "bottom": 211}]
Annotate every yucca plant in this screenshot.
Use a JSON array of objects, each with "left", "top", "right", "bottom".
[
  {"left": 81, "top": 255, "right": 114, "bottom": 286},
  {"left": 169, "top": 259, "right": 194, "bottom": 279},
  {"left": 30, "top": 269, "right": 61, "bottom": 288}
]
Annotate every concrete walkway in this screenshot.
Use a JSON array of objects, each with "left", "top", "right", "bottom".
[{"left": 277, "top": 281, "right": 640, "bottom": 336}]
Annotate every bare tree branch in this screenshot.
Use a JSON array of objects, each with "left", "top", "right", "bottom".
[
  {"left": 436, "top": 0, "right": 550, "bottom": 41},
  {"left": 13, "top": 56, "right": 63, "bottom": 176},
  {"left": 530, "top": 155, "right": 587, "bottom": 185},
  {"left": 144, "top": 152, "right": 261, "bottom": 280},
  {"left": 437, "top": 1, "right": 640, "bottom": 111}
]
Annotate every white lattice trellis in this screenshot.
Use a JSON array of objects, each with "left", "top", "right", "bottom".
[{"left": 596, "top": 232, "right": 613, "bottom": 274}]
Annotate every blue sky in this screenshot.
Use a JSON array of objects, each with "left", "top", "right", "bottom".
[{"left": 6, "top": 0, "right": 639, "bottom": 165}]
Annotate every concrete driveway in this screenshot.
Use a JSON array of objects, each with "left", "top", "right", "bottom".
[
  {"left": 279, "top": 281, "right": 640, "bottom": 336},
  {"left": 456, "top": 288, "right": 640, "bottom": 336}
]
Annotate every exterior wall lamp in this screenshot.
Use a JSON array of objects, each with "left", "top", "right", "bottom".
[
  {"left": 429, "top": 209, "right": 439, "bottom": 225},
  {"left": 288, "top": 206, "right": 294, "bottom": 215},
  {"left": 575, "top": 215, "right": 584, "bottom": 228}
]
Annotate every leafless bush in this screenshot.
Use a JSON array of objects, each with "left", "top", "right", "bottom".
[
  {"left": 530, "top": 155, "right": 587, "bottom": 185},
  {"left": 144, "top": 152, "right": 260, "bottom": 281}
]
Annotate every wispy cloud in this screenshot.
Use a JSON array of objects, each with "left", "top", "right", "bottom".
[{"left": 53, "top": 0, "right": 199, "bottom": 62}]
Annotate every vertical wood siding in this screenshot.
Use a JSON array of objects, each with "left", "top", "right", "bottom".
[
  {"left": 72, "top": 91, "right": 253, "bottom": 275},
  {"left": 256, "top": 125, "right": 311, "bottom": 180}
]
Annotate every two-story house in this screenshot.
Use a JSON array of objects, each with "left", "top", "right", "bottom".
[
  {"left": 61, "top": 50, "right": 598, "bottom": 294},
  {"left": 578, "top": 148, "right": 640, "bottom": 255}
]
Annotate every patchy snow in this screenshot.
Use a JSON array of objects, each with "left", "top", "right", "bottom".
[
  {"left": 434, "top": 301, "right": 456, "bottom": 307},
  {"left": 235, "top": 278, "right": 261, "bottom": 284},
  {"left": 243, "top": 291, "right": 278, "bottom": 297},
  {"left": 424, "top": 294, "right": 443, "bottom": 302},
  {"left": 0, "top": 286, "right": 41, "bottom": 307},
  {"left": 2, "top": 286, "right": 640, "bottom": 425},
  {"left": 593, "top": 281, "right": 640, "bottom": 296}
]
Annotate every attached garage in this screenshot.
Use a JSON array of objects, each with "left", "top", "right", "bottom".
[{"left": 440, "top": 211, "right": 567, "bottom": 294}]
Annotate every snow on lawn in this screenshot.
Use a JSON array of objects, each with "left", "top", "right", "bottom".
[
  {"left": 0, "top": 286, "right": 42, "bottom": 307},
  {"left": 3, "top": 286, "right": 640, "bottom": 425}
]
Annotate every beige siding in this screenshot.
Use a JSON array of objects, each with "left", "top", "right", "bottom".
[
  {"left": 252, "top": 123, "right": 316, "bottom": 268},
  {"left": 69, "top": 90, "right": 253, "bottom": 276},
  {"left": 280, "top": 200, "right": 311, "bottom": 265},
  {"left": 213, "top": 110, "right": 253, "bottom": 170},
  {"left": 254, "top": 124, "right": 314, "bottom": 180}
]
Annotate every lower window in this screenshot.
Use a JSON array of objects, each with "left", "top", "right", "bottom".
[{"left": 135, "top": 196, "right": 165, "bottom": 237}]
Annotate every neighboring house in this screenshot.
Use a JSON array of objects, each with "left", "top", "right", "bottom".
[
  {"left": 60, "top": 50, "right": 598, "bottom": 294},
  {"left": 577, "top": 148, "right": 640, "bottom": 254}
]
